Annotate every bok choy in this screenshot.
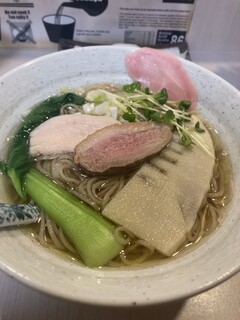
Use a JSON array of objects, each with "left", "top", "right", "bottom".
[
  {"left": 7, "top": 93, "right": 85, "bottom": 198},
  {"left": 25, "top": 169, "right": 122, "bottom": 267}
]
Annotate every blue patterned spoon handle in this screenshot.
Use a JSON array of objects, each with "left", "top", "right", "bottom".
[{"left": 0, "top": 203, "right": 40, "bottom": 228}]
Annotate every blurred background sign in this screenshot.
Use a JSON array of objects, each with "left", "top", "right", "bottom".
[{"left": 0, "top": 0, "right": 196, "bottom": 48}]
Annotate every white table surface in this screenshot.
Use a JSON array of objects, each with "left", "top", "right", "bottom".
[{"left": 0, "top": 47, "right": 240, "bottom": 320}]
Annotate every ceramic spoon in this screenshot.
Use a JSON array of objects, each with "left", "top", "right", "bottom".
[{"left": 0, "top": 203, "right": 40, "bottom": 228}]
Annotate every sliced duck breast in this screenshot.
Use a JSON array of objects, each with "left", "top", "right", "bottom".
[{"left": 74, "top": 122, "right": 172, "bottom": 173}]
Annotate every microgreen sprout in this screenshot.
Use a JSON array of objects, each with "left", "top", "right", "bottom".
[
  {"left": 85, "top": 82, "right": 213, "bottom": 157},
  {"left": 122, "top": 107, "right": 136, "bottom": 122},
  {"left": 122, "top": 81, "right": 142, "bottom": 93},
  {"left": 195, "top": 121, "right": 205, "bottom": 133},
  {"left": 178, "top": 100, "right": 191, "bottom": 111},
  {"left": 142, "top": 87, "right": 150, "bottom": 95},
  {"left": 163, "top": 110, "right": 175, "bottom": 124},
  {"left": 181, "top": 134, "right": 192, "bottom": 145},
  {"left": 150, "top": 112, "right": 162, "bottom": 122},
  {"left": 154, "top": 88, "right": 168, "bottom": 105}
]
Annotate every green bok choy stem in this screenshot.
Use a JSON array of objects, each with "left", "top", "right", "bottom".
[{"left": 25, "top": 169, "right": 123, "bottom": 268}]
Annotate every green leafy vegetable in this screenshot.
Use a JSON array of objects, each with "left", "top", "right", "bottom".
[
  {"left": 122, "top": 81, "right": 142, "bottom": 93},
  {"left": 143, "top": 109, "right": 155, "bottom": 120},
  {"left": 7, "top": 93, "right": 85, "bottom": 198},
  {"left": 154, "top": 88, "right": 168, "bottom": 105},
  {"left": 150, "top": 112, "right": 162, "bottom": 122},
  {"left": 122, "top": 106, "right": 136, "bottom": 122},
  {"left": 141, "top": 87, "right": 150, "bottom": 95},
  {"left": 176, "top": 118, "right": 184, "bottom": 126},
  {"left": 181, "top": 134, "right": 192, "bottom": 146},
  {"left": 0, "top": 161, "right": 8, "bottom": 176},
  {"left": 195, "top": 121, "right": 205, "bottom": 133},
  {"left": 179, "top": 100, "right": 191, "bottom": 111},
  {"left": 25, "top": 169, "right": 122, "bottom": 268},
  {"left": 163, "top": 110, "right": 175, "bottom": 124}
]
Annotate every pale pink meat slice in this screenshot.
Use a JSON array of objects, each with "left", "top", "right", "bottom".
[
  {"left": 74, "top": 122, "right": 172, "bottom": 173},
  {"left": 29, "top": 113, "right": 119, "bottom": 156},
  {"left": 125, "top": 47, "right": 198, "bottom": 109}
]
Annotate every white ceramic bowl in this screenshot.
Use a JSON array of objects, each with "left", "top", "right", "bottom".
[{"left": 0, "top": 45, "right": 240, "bottom": 306}]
